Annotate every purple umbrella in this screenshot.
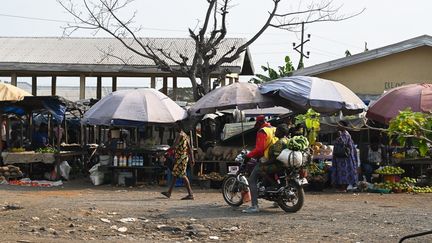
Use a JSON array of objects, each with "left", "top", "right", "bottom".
[{"left": 367, "top": 83, "right": 432, "bottom": 124}]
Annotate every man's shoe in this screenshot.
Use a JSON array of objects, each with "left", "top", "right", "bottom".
[{"left": 242, "top": 206, "right": 259, "bottom": 213}]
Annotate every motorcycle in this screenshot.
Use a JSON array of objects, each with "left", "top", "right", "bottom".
[{"left": 222, "top": 150, "right": 310, "bottom": 213}]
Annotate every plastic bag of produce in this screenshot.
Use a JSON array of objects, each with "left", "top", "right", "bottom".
[
  {"left": 58, "top": 161, "right": 71, "bottom": 180},
  {"left": 277, "top": 149, "right": 304, "bottom": 168},
  {"left": 89, "top": 163, "right": 104, "bottom": 186}
]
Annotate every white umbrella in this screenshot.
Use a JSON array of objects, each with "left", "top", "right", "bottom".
[
  {"left": 82, "top": 88, "right": 187, "bottom": 126},
  {"left": 189, "top": 82, "right": 275, "bottom": 116}
]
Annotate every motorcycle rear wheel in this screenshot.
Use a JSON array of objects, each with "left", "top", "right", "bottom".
[
  {"left": 278, "top": 182, "right": 304, "bottom": 213},
  {"left": 222, "top": 175, "right": 244, "bottom": 207}
]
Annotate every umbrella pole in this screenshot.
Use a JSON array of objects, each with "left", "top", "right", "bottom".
[
  {"left": 0, "top": 114, "right": 3, "bottom": 154},
  {"left": 241, "top": 119, "right": 245, "bottom": 148}
]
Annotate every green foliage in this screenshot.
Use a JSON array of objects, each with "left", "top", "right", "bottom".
[
  {"left": 388, "top": 108, "right": 432, "bottom": 156},
  {"left": 249, "top": 56, "right": 295, "bottom": 84},
  {"left": 295, "top": 108, "right": 320, "bottom": 144}
]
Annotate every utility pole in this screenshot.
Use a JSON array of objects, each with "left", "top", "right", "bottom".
[{"left": 293, "top": 22, "right": 311, "bottom": 69}]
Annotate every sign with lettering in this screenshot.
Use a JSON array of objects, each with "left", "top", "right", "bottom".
[{"left": 384, "top": 81, "right": 406, "bottom": 90}]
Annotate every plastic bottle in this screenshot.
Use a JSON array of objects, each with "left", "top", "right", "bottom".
[
  {"left": 120, "top": 155, "right": 125, "bottom": 167},
  {"left": 113, "top": 155, "right": 118, "bottom": 167}
]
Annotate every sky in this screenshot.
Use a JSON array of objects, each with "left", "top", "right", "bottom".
[{"left": 1, "top": 0, "right": 431, "bottom": 88}]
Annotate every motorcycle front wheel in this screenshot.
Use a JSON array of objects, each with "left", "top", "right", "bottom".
[
  {"left": 278, "top": 181, "right": 304, "bottom": 213},
  {"left": 222, "top": 175, "right": 244, "bottom": 207}
]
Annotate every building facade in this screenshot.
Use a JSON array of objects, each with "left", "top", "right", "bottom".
[{"left": 293, "top": 35, "right": 432, "bottom": 101}]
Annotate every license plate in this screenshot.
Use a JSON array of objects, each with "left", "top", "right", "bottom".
[
  {"left": 298, "top": 178, "right": 308, "bottom": 185},
  {"left": 228, "top": 166, "right": 239, "bottom": 175}
]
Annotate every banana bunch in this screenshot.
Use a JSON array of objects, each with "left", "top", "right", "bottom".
[
  {"left": 10, "top": 147, "right": 25, "bottom": 152},
  {"left": 288, "top": 136, "right": 309, "bottom": 151}
]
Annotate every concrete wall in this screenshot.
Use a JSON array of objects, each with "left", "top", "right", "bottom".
[{"left": 315, "top": 46, "right": 432, "bottom": 95}]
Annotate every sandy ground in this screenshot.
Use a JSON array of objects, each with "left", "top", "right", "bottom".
[{"left": 0, "top": 179, "right": 431, "bottom": 243}]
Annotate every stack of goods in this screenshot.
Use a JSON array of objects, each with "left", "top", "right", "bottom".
[
  {"left": 198, "top": 172, "right": 225, "bottom": 189},
  {"left": 203, "top": 146, "right": 241, "bottom": 161},
  {"left": 374, "top": 166, "right": 405, "bottom": 183},
  {"left": 277, "top": 136, "right": 310, "bottom": 168},
  {"left": 198, "top": 172, "right": 225, "bottom": 181},
  {"left": 0, "top": 165, "right": 24, "bottom": 181},
  {"left": 311, "top": 142, "right": 333, "bottom": 157}
]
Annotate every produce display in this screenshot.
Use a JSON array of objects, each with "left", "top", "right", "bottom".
[
  {"left": 392, "top": 152, "right": 405, "bottom": 160},
  {"left": 306, "top": 163, "right": 326, "bottom": 176},
  {"left": 371, "top": 177, "right": 432, "bottom": 193},
  {"left": 10, "top": 147, "right": 25, "bottom": 152},
  {"left": 287, "top": 136, "right": 309, "bottom": 151},
  {"left": 35, "top": 147, "right": 58, "bottom": 153},
  {"left": 311, "top": 142, "right": 332, "bottom": 156},
  {"left": 374, "top": 166, "right": 405, "bottom": 175},
  {"left": 412, "top": 186, "right": 432, "bottom": 193}
]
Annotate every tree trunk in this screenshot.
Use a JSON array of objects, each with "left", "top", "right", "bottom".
[
  {"left": 189, "top": 76, "right": 200, "bottom": 101},
  {"left": 200, "top": 74, "right": 211, "bottom": 95}
]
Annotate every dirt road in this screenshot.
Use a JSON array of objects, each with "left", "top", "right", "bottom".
[{"left": 0, "top": 180, "right": 431, "bottom": 242}]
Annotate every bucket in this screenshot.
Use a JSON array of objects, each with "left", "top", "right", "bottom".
[
  {"left": 166, "top": 168, "right": 191, "bottom": 187},
  {"left": 99, "top": 155, "right": 111, "bottom": 166},
  {"left": 383, "top": 175, "right": 398, "bottom": 183},
  {"left": 241, "top": 190, "right": 251, "bottom": 203},
  {"left": 118, "top": 172, "right": 133, "bottom": 186}
]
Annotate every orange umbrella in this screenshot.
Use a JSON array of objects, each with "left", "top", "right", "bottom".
[{"left": 0, "top": 83, "right": 32, "bottom": 101}]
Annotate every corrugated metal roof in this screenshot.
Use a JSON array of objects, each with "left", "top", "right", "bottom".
[
  {"left": 0, "top": 37, "right": 253, "bottom": 75},
  {"left": 294, "top": 35, "right": 432, "bottom": 76}
]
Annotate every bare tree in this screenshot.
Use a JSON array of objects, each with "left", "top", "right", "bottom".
[{"left": 58, "top": 0, "right": 363, "bottom": 101}]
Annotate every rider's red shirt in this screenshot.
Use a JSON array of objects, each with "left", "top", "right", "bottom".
[{"left": 246, "top": 122, "right": 272, "bottom": 159}]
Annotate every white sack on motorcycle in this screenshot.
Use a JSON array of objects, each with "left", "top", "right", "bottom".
[{"left": 277, "top": 149, "right": 306, "bottom": 168}]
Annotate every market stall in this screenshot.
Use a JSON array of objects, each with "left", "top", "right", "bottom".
[
  {"left": 82, "top": 88, "right": 187, "bottom": 186},
  {"left": 189, "top": 82, "right": 279, "bottom": 187},
  {"left": 0, "top": 96, "right": 85, "bottom": 180},
  {"left": 365, "top": 83, "right": 432, "bottom": 192}
]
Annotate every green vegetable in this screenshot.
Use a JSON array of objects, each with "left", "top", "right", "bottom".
[
  {"left": 35, "top": 147, "right": 58, "bottom": 153},
  {"left": 288, "top": 136, "right": 310, "bottom": 151}
]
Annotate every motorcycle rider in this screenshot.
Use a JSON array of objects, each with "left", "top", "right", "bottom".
[
  {"left": 245, "top": 115, "right": 277, "bottom": 161},
  {"left": 243, "top": 119, "right": 288, "bottom": 213}
]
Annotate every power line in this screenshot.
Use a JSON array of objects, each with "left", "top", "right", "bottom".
[
  {"left": 313, "top": 33, "right": 364, "bottom": 50},
  {"left": 0, "top": 12, "right": 293, "bottom": 36},
  {"left": 0, "top": 13, "right": 71, "bottom": 24}
]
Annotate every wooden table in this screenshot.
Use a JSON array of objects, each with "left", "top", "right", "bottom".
[
  {"left": 2, "top": 151, "right": 56, "bottom": 164},
  {"left": 107, "top": 165, "right": 162, "bottom": 185},
  {"left": 397, "top": 158, "right": 432, "bottom": 177}
]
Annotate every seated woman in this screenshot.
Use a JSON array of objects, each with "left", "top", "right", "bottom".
[
  {"left": 32, "top": 123, "right": 49, "bottom": 149},
  {"left": 362, "top": 142, "right": 383, "bottom": 182}
]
